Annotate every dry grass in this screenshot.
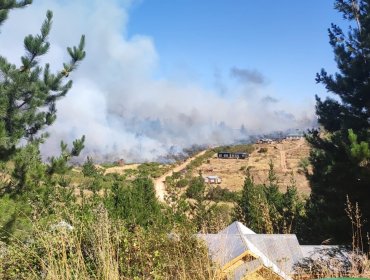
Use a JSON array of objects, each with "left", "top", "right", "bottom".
[
  {"left": 0, "top": 208, "right": 221, "bottom": 280},
  {"left": 1, "top": 208, "right": 369, "bottom": 280},
  {"left": 194, "top": 139, "right": 311, "bottom": 194},
  {"left": 103, "top": 164, "right": 140, "bottom": 175},
  {"left": 293, "top": 251, "right": 370, "bottom": 279},
  {"left": 294, "top": 197, "right": 370, "bottom": 279}
]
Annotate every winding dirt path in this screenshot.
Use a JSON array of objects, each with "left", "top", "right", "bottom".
[{"left": 154, "top": 150, "right": 208, "bottom": 202}]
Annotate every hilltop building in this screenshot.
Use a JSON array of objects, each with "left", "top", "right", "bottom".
[
  {"left": 256, "top": 138, "right": 273, "bottom": 144},
  {"left": 217, "top": 152, "right": 248, "bottom": 159},
  {"left": 285, "top": 133, "right": 304, "bottom": 140}
]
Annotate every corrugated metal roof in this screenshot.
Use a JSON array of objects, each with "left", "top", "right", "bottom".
[
  {"left": 244, "top": 234, "right": 303, "bottom": 274},
  {"left": 198, "top": 222, "right": 347, "bottom": 280},
  {"left": 218, "top": 221, "right": 256, "bottom": 235},
  {"left": 197, "top": 234, "right": 248, "bottom": 267},
  {"left": 206, "top": 176, "right": 220, "bottom": 179}
]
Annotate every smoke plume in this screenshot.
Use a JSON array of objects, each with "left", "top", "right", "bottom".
[{"left": 0, "top": 0, "right": 316, "bottom": 162}]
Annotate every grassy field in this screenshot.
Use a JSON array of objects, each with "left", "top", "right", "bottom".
[{"left": 193, "top": 139, "right": 311, "bottom": 194}]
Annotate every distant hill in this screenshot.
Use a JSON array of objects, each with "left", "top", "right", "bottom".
[{"left": 193, "top": 138, "right": 311, "bottom": 194}]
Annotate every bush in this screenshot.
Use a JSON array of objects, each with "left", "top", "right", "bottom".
[
  {"left": 82, "top": 157, "right": 100, "bottom": 177},
  {"left": 234, "top": 166, "right": 306, "bottom": 234},
  {"left": 185, "top": 177, "right": 205, "bottom": 200},
  {"left": 106, "top": 178, "right": 162, "bottom": 227},
  {"left": 137, "top": 162, "right": 166, "bottom": 178},
  {"left": 176, "top": 178, "right": 188, "bottom": 188},
  {"left": 206, "top": 186, "right": 238, "bottom": 202}
]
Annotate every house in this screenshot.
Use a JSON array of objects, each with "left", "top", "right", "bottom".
[
  {"left": 218, "top": 152, "right": 248, "bottom": 159},
  {"left": 203, "top": 175, "right": 222, "bottom": 184},
  {"left": 285, "top": 133, "right": 304, "bottom": 141},
  {"left": 257, "top": 138, "right": 273, "bottom": 144},
  {"left": 197, "top": 222, "right": 347, "bottom": 280}
]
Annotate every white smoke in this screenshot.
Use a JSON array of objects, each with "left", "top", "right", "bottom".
[{"left": 0, "top": 0, "right": 316, "bottom": 162}]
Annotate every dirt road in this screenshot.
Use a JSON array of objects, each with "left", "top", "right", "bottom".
[
  {"left": 278, "top": 138, "right": 305, "bottom": 172},
  {"left": 154, "top": 150, "right": 208, "bottom": 202}
]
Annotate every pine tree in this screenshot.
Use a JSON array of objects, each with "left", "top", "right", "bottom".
[
  {"left": 0, "top": 0, "right": 32, "bottom": 27},
  {"left": 0, "top": 3, "right": 86, "bottom": 238},
  {"left": 235, "top": 172, "right": 266, "bottom": 233},
  {"left": 306, "top": 0, "right": 370, "bottom": 243},
  {"left": 235, "top": 167, "right": 306, "bottom": 234},
  {"left": 0, "top": 9, "right": 86, "bottom": 160}
]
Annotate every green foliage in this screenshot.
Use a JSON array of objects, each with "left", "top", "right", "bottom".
[
  {"left": 176, "top": 177, "right": 188, "bottom": 188},
  {"left": 306, "top": 0, "right": 370, "bottom": 243},
  {"left": 0, "top": 194, "right": 31, "bottom": 242},
  {"left": 235, "top": 173, "right": 267, "bottom": 233},
  {"left": 0, "top": 0, "right": 32, "bottom": 27},
  {"left": 106, "top": 177, "right": 162, "bottom": 227},
  {"left": 137, "top": 162, "right": 166, "bottom": 178},
  {"left": 0, "top": 210, "right": 216, "bottom": 280},
  {"left": 206, "top": 186, "right": 238, "bottom": 202},
  {"left": 186, "top": 149, "right": 216, "bottom": 172},
  {"left": 12, "top": 143, "right": 45, "bottom": 192},
  {"left": 82, "top": 156, "right": 100, "bottom": 177},
  {"left": 0, "top": 10, "right": 85, "bottom": 160},
  {"left": 47, "top": 135, "right": 85, "bottom": 175},
  {"left": 214, "top": 144, "right": 254, "bottom": 154},
  {"left": 235, "top": 164, "right": 305, "bottom": 234},
  {"left": 185, "top": 176, "right": 205, "bottom": 200},
  {"left": 348, "top": 129, "right": 370, "bottom": 166},
  {"left": 0, "top": 4, "right": 87, "bottom": 248}
]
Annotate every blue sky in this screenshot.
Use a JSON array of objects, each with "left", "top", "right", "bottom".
[
  {"left": 128, "top": 0, "right": 344, "bottom": 102},
  {"left": 0, "top": 0, "right": 349, "bottom": 161}
]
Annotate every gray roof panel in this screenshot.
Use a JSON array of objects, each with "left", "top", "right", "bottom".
[
  {"left": 244, "top": 234, "right": 303, "bottom": 274},
  {"left": 197, "top": 234, "right": 248, "bottom": 267}
]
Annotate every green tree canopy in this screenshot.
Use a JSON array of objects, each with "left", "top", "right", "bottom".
[
  {"left": 0, "top": 2, "right": 86, "bottom": 239},
  {"left": 0, "top": 0, "right": 32, "bottom": 27},
  {"left": 0, "top": 8, "right": 85, "bottom": 160},
  {"left": 306, "top": 0, "right": 370, "bottom": 244}
]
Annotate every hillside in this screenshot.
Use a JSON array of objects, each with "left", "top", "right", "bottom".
[{"left": 194, "top": 138, "right": 311, "bottom": 194}]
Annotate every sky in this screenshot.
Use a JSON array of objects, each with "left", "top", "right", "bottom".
[
  {"left": 0, "top": 0, "right": 346, "bottom": 162},
  {"left": 128, "top": 1, "right": 342, "bottom": 100}
]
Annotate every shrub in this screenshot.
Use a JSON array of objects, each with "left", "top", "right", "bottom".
[
  {"left": 185, "top": 177, "right": 205, "bottom": 200},
  {"left": 106, "top": 178, "right": 163, "bottom": 227},
  {"left": 176, "top": 178, "right": 188, "bottom": 188},
  {"left": 82, "top": 157, "right": 100, "bottom": 177},
  {"left": 206, "top": 186, "right": 238, "bottom": 202}
]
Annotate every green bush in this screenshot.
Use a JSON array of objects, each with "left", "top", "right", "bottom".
[
  {"left": 206, "top": 186, "right": 238, "bottom": 202},
  {"left": 106, "top": 178, "right": 163, "bottom": 227},
  {"left": 176, "top": 178, "right": 188, "bottom": 188},
  {"left": 82, "top": 157, "right": 100, "bottom": 177},
  {"left": 185, "top": 177, "right": 205, "bottom": 200}
]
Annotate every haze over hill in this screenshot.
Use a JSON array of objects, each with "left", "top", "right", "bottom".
[{"left": 0, "top": 0, "right": 318, "bottom": 162}]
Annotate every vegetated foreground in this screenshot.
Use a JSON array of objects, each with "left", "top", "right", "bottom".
[
  {"left": 1, "top": 1, "right": 369, "bottom": 279},
  {"left": 194, "top": 138, "right": 311, "bottom": 194}
]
